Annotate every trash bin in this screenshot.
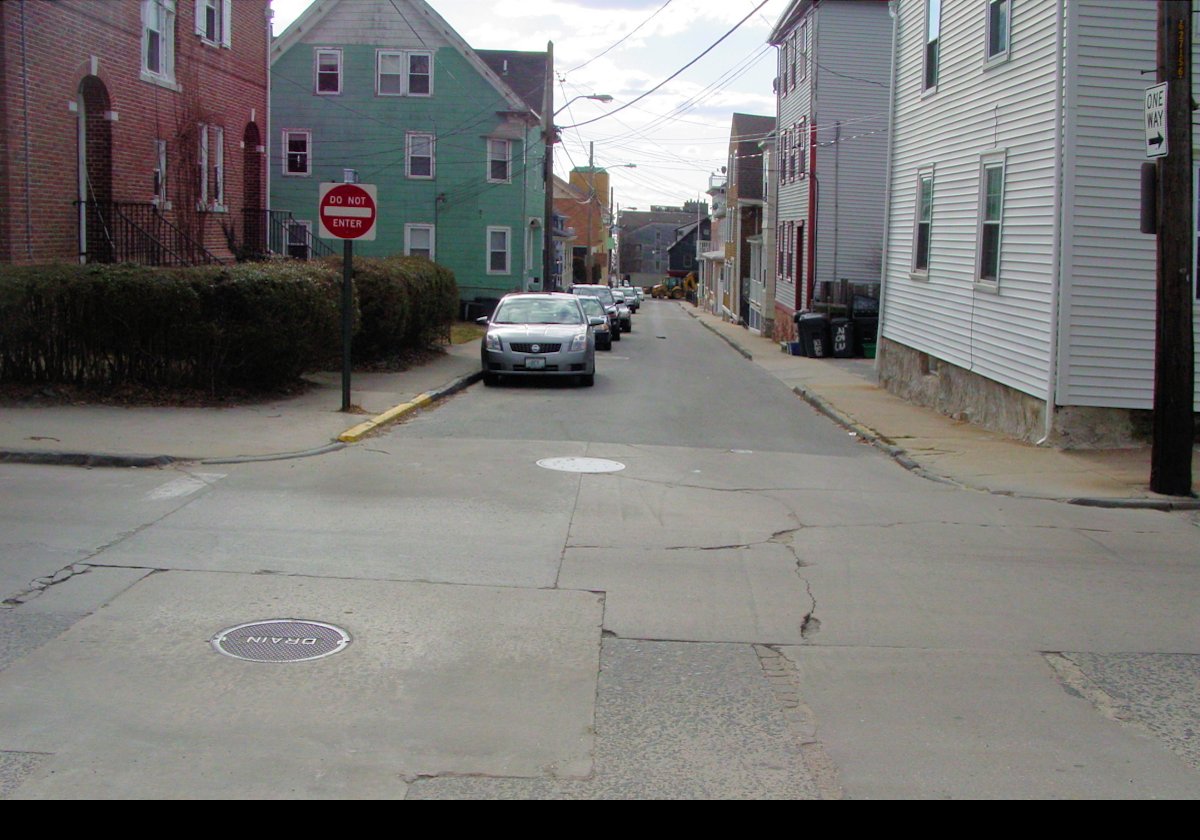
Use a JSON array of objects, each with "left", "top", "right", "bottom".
[
  {"left": 831, "top": 318, "right": 855, "bottom": 358},
  {"left": 796, "top": 312, "right": 830, "bottom": 358},
  {"left": 851, "top": 316, "right": 878, "bottom": 356}
]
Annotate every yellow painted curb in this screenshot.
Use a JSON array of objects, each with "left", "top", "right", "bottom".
[{"left": 337, "top": 392, "right": 434, "bottom": 443}]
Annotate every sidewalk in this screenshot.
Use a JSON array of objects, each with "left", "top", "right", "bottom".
[
  {"left": 0, "top": 342, "right": 482, "bottom": 466},
  {"left": 683, "top": 305, "right": 1199, "bottom": 510}
]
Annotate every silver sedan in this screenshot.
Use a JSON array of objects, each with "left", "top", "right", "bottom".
[{"left": 479, "top": 293, "right": 599, "bottom": 387}]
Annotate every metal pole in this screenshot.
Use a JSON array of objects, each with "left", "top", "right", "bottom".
[
  {"left": 342, "top": 239, "right": 353, "bottom": 412},
  {"left": 542, "top": 41, "right": 555, "bottom": 291}
]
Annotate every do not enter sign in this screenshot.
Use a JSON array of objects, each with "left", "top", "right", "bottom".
[{"left": 318, "top": 182, "right": 377, "bottom": 240}]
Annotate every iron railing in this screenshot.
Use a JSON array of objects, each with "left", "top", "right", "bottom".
[
  {"left": 242, "top": 208, "right": 335, "bottom": 261},
  {"left": 77, "top": 201, "right": 221, "bottom": 266}
]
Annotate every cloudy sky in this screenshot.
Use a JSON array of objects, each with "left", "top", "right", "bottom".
[{"left": 271, "top": 0, "right": 790, "bottom": 212}]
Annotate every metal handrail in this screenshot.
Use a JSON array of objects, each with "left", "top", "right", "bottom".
[{"left": 77, "top": 201, "right": 222, "bottom": 266}]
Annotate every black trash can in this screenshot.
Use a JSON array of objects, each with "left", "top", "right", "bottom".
[
  {"left": 831, "top": 318, "right": 856, "bottom": 358},
  {"left": 796, "top": 312, "right": 830, "bottom": 358}
]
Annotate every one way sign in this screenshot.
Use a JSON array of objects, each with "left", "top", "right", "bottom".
[{"left": 1145, "top": 83, "right": 1168, "bottom": 158}]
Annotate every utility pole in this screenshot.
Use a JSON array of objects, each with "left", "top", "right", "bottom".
[
  {"left": 1151, "top": 1, "right": 1195, "bottom": 496},
  {"left": 541, "top": 41, "right": 555, "bottom": 291},
  {"left": 586, "top": 141, "right": 595, "bottom": 284}
]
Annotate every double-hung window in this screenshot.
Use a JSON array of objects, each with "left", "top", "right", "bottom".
[
  {"left": 197, "top": 124, "right": 224, "bottom": 211},
  {"left": 142, "top": 0, "right": 176, "bottom": 86},
  {"left": 924, "top": 0, "right": 941, "bottom": 92},
  {"left": 406, "top": 224, "right": 435, "bottom": 259},
  {"left": 913, "top": 170, "right": 934, "bottom": 274},
  {"left": 986, "top": 0, "right": 1011, "bottom": 63},
  {"left": 315, "top": 49, "right": 342, "bottom": 95},
  {"left": 795, "top": 119, "right": 806, "bottom": 178},
  {"left": 196, "top": 0, "right": 231, "bottom": 48},
  {"left": 406, "top": 132, "right": 434, "bottom": 179},
  {"left": 798, "top": 21, "right": 808, "bottom": 83},
  {"left": 408, "top": 52, "right": 432, "bottom": 96},
  {"left": 488, "top": 139, "right": 511, "bottom": 183},
  {"left": 487, "top": 227, "right": 511, "bottom": 275},
  {"left": 283, "top": 130, "right": 311, "bottom": 177},
  {"left": 376, "top": 50, "right": 434, "bottom": 96},
  {"left": 977, "top": 155, "right": 1005, "bottom": 284}
]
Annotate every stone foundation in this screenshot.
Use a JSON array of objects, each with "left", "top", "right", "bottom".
[{"left": 875, "top": 338, "right": 1187, "bottom": 449}]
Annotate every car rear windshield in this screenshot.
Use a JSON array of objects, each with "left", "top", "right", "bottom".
[
  {"left": 578, "top": 297, "right": 605, "bottom": 318},
  {"left": 573, "top": 286, "right": 614, "bottom": 306},
  {"left": 494, "top": 298, "right": 583, "bottom": 325}
]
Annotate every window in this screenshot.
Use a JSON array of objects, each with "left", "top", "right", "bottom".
[
  {"left": 377, "top": 50, "right": 404, "bottom": 95},
  {"left": 196, "top": 0, "right": 230, "bottom": 48},
  {"left": 286, "top": 220, "right": 311, "bottom": 260},
  {"left": 986, "top": 0, "right": 1011, "bottom": 63},
  {"left": 408, "top": 52, "right": 432, "bottom": 96},
  {"left": 283, "top": 130, "right": 311, "bottom": 176},
  {"left": 142, "top": 0, "right": 176, "bottom": 85},
  {"left": 196, "top": 124, "right": 224, "bottom": 210},
  {"left": 153, "top": 139, "right": 169, "bottom": 207},
  {"left": 406, "top": 132, "right": 434, "bottom": 179},
  {"left": 488, "top": 226, "right": 511, "bottom": 274},
  {"left": 796, "top": 119, "right": 807, "bottom": 178},
  {"left": 924, "top": 0, "right": 941, "bottom": 91},
  {"left": 405, "top": 224, "right": 435, "bottom": 259},
  {"left": 488, "top": 139, "right": 511, "bottom": 183},
  {"left": 798, "top": 20, "right": 808, "bottom": 82},
  {"left": 913, "top": 170, "right": 934, "bottom": 273},
  {"left": 977, "top": 157, "right": 1005, "bottom": 283},
  {"left": 315, "top": 49, "right": 341, "bottom": 95},
  {"left": 789, "top": 29, "right": 797, "bottom": 90}
]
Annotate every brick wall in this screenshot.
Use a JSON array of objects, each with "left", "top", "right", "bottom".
[{"left": 0, "top": 0, "right": 269, "bottom": 265}]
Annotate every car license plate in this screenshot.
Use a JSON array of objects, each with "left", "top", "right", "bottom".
[{"left": 525, "top": 357, "right": 546, "bottom": 370}]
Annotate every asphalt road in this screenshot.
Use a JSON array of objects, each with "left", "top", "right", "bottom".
[{"left": 1, "top": 299, "right": 1198, "bottom": 798}]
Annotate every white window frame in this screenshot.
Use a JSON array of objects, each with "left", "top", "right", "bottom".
[
  {"left": 796, "top": 119, "right": 807, "bottom": 179},
  {"left": 195, "top": 0, "right": 231, "bottom": 49},
  {"left": 923, "top": 0, "right": 941, "bottom": 93},
  {"left": 283, "top": 129, "right": 311, "bottom": 177},
  {"left": 976, "top": 153, "right": 1006, "bottom": 287},
  {"left": 487, "top": 226, "right": 511, "bottom": 275},
  {"left": 377, "top": 50, "right": 405, "bottom": 96},
  {"left": 153, "top": 138, "right": 171, "bottom": 209},
  {"left": 798, "top": 20, "right": 808, "bottom": 83},
  {"left": 408, "top": 51, "right": 433, "bottom": 97},
  {"left": 985, "top": 0, "right": 1011, "bottom": 65},
  {"left": 315, "top": 48, "right": 342, "bottom": 95},
  {"left": 197, "top": 124, "right": 224, "bottom": 212},
  {"left": 141, "top": 0, "right": 177, "bottom": 88},
  {"left": 488, "top": 138, "right": 511, "bottom": 183},
  {"left": 406, "top": 132, "right": 435, "bottom": 179},
  {"left": 405, "top": 223, "right": 435, "bottom": 260},
  {"left": 912, "top": 168, "right": 934, "bottom": 277}
]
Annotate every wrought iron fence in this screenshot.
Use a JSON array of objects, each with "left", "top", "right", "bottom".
[
  {"left": 241, "top": 208, "right": 335, "bottom": 261},
  {"left": 76, "top": 201, "right": 221, "bottom": 266}
]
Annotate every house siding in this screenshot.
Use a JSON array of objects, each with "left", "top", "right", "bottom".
[
  {"left": 882, "top": 0, "right": 1059, "bottom": 400},
  {"left": 1060, "top": 0, "right": 1200, "bottom": 410},
  {"left": 270, "top": 0, "right": 544, "bottom": 302}
]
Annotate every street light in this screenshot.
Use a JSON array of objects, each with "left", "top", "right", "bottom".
[{"left": 542, "top": 72, "right": 614, "bottom": 291}]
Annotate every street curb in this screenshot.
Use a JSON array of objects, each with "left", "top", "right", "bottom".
[
  {"left": 337, "top": 369, "right": 483, "bottom": 443},
  {"left": 684, "top": 306, "right": 754, "bottom": 360},
  {"left": 0, "top": 450, "right": 179, "bottom": 468}
]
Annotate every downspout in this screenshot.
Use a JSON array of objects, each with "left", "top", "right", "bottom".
[
  {"left": 875, "top": 0, "right": 901, "bottom": 372},
  {"left": 265, "top": 4, "right": 272, "bottom": 213},
  {"left": 806, "top": 5, "right": 819, "bottom": 309},
  {"left": 1037, "top": 0, "right": 1066, "bottom": 445}
]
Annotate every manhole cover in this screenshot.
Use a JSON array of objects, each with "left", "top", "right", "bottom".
[
  {"left": 211, "top": 619, "right": 351, "bottom": 663},
  {"left": 537, "top": 456, "right": 625, "bottom": 474}
]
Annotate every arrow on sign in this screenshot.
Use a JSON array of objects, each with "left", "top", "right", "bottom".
[{"left": 1149, "top": 132, "right": 1165, "bottom": 149}]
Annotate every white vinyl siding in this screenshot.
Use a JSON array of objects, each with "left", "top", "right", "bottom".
[
  {"left": 1058, "top": 0, "right": 1199, "bottom": 409},
  {"left": 883, "top": 0, "right": 1059, "bottom": 401}
]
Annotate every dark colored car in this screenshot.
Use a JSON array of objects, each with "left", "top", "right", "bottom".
[{"left": 569, "top": 284, "right": 622, "bottom": 341}]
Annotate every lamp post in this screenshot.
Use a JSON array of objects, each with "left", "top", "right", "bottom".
[{"left": 541, "top": 75, "right": 613, "bottom": 291}]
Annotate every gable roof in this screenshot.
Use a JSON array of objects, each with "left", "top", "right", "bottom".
[
  {"left": 477, "top": 50, "right": 547, "bottom": 114},
  {"left": 271, "top": 0, "right": 541, "bottom": 118}
]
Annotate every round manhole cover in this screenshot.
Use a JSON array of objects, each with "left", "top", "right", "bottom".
[
  {"left": 537, "top": 456, "right": 625, "bottom": 474},
  {"left": 211, "top": 619, "right": 351, "bottom": 663}
]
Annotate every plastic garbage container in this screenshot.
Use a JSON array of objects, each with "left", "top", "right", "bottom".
[
  {"left": 831, "top": 318, "right": 855, "bottom": 358},
  {"left": 796, "top": 313, "right": 830, "bottom": 358}
]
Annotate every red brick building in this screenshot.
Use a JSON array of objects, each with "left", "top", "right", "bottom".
[{"left": 0, "top": 0, "right": 271, "bottom": 265}]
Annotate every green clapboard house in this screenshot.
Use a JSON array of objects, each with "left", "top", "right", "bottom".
[{"left": 270, "top": 0, "right": 548, "bottom": 304}]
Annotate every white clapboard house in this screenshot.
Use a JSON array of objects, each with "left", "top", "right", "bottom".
[{"left": 879, "top": 0, "right": 1199, "bottom": 445}]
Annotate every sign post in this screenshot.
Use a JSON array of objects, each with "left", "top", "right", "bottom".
[{"left": 318, "top": 182, "right": 377, "bottom": 412}]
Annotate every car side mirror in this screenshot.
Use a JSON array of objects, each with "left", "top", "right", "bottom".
[
  {"left": 588, "top": 316, "right": 605, "bottom": 327},
  {"left": 475, "top": 316, "right": 489, "bottom": 325}
]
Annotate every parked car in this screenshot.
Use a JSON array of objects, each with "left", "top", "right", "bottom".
[
  {"left": 478, "top": 293, "right": 599, "bottom": 387},
  {"left": 576, "top": 294, "right": 613, "bottom": 350},
  {"left": 610, "top": 290, "right": 633, "bottom": 332},
  {"left": 569, "top": 284, "right": 622, "bottom": 341},
  {"left": 617, "top": 285, "right": 640, "bottom": 313}
]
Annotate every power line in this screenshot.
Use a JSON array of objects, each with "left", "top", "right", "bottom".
[{"left": 564, "top": 0, "right": 675, "bottom": 74}]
